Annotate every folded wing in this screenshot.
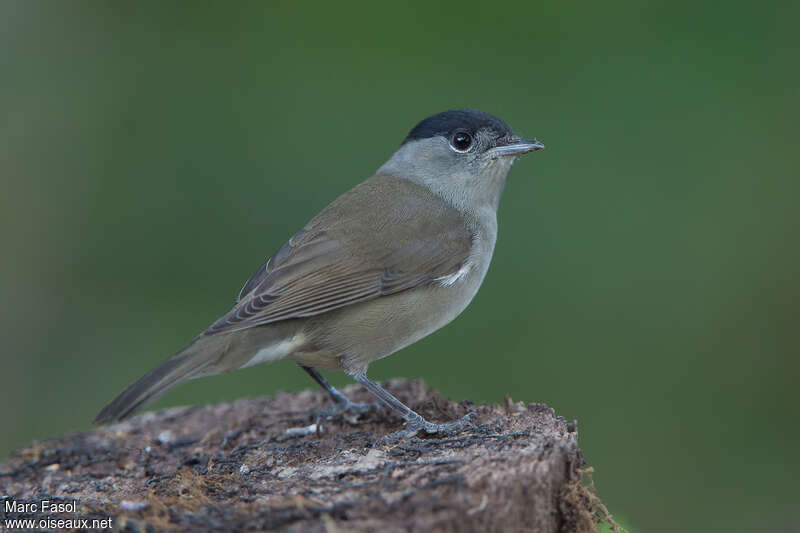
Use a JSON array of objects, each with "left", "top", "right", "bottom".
[{"left": 206, "top": 176, "right": 474, "bottom": 335}]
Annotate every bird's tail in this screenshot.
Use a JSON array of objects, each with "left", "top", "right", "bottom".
[{"left": 93, "top": 334, "right": 228, "bottom": 424}]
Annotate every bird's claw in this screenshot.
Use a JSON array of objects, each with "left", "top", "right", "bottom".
[
  {"left": 319, "top": 399, "right": 384, "bottom": 425},
  {"left": 380, "top": 410, "right": 476, "bottom": 445}
]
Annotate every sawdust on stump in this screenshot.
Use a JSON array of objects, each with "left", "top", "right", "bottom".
[{"left": 1, "top": 379, "right": 613, "bottom": 532}]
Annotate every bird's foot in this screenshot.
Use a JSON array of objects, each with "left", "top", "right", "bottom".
[
  {"left": 319, "top": 397, "right": 384, "bottom": 425},
  {"left": 380, "top": 411, "right": 476, "bottom": 445}
]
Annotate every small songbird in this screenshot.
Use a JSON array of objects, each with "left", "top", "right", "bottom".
[{"left": 95, "top": 109, "right": 544, "bottom": 437}]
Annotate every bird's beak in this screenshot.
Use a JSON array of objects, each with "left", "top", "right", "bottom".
[{"left": 489, "top": 138, "right": 545, "bottom": 157}]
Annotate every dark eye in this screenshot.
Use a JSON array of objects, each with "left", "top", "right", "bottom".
[{"left": 450, "top": 131, "right": 473, "bottom": 152}]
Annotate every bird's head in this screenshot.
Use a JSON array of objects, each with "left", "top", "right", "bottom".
[{"left": 379, "top": 109, "right": 544, "bottom": 212}]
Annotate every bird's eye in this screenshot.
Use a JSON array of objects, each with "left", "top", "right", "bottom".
[{"left": 450, "top": 131, "right": 473, "bottom": 152}]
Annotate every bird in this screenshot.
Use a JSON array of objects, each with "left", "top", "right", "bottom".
[{"left": 94, "top": 109, "right": 544, "bottom": 438}]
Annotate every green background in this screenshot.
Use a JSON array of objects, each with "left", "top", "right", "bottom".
[{"left": 1, "top": 2, "right": 798, "bottom": 532}]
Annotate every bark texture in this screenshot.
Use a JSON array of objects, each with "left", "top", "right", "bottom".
[{"left": 1, "top": 379, "right": 605, "bottom": 532}]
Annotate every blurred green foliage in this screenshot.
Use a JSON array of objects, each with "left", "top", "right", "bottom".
[{"left": 1, "top": 2, "right": 798, "bottom": 532}]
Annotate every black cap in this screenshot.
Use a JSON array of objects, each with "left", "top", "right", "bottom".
[{"left": 403, "top": 109, "right": 514, "bottom": 144}]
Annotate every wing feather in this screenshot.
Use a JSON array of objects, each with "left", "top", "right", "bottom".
[{"left": 208, "top": 176, "right": 474, "bottom": 335}]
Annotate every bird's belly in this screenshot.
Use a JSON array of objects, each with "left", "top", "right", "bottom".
[{"left": 299, "top": 264, "right": 489, "bottom": 375}]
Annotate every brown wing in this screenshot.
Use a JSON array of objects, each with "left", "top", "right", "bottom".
[{"left": 205, "top": 175, "right": 474, "bottom": 335}]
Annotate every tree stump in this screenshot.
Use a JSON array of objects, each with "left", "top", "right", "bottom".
[{"left": 0, "top": 379, "right": 608, "bottom": 532}]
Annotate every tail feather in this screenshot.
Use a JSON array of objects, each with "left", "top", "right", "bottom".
[
  {"left": 94, "top": 322, "right": 301, "bottom": 425},
  {"left": 94, "top": 341, "right": 217, "bottom": 424}
]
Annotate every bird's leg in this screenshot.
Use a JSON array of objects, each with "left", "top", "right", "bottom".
[
  {"left": 353, "top": 373, "right": 474, "bottom": 441},
  {"left": 299, "top": 365, "right": 380, "bottom": 418}
]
